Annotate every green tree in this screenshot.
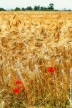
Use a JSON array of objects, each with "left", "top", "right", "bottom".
[
  {"left": 34, "top": 6, "right": 38, "bottom": 10},
  {"left": 40, "top": 6, "right": 48, "bottom": 11},
  {"left": 37, "top": 5, "right": 41, "bottom": 10},
  {"left": 21, "top": 7, "right": 25, "bottom": 11},
  {"left": 40, "top": 6, "right": 44, "bottom": 10},
  {"left": 34, "top": 5, "right": 40, "bottom": 10},
  {"left": 26, "top": 6, "right": 33, "bottom": 10},
  {"left": 14, "top": 7, "right": 21, "bottom": 11},
  {"left": 0, "top": 8, "right": 6, "bottom": 11},
  {"left": 48, "top": 3, "right": 54, "bottom": 10}
]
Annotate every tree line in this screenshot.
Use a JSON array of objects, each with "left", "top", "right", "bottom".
[
  {"left": 0, "top": 3, "right": 71, "bottom": 11},
  {"left": 14, "top": 3, "right": 54, "bottom": 11}
]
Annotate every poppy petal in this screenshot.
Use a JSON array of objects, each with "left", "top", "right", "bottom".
[
  {"left": 16, "top": 80, "right": 22, "bottom": 84},
  {"left": 13, "top": 88, "right": 20, "bottom": 93},
  {"left": 47, "top": 67, "right": 55, "bottom": 73}
]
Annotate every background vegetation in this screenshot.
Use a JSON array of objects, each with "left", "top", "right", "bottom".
[{"left": 0, "top": 3, "right": 71, "bottom": 11}]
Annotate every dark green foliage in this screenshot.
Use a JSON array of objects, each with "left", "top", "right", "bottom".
[
  {"left": 26, "top": 6, "right": 33, "bottom": 10},
  {"left": 21, "top": 7, "right": 25, "bottom": 11},
  {"left": 0, "top": 3, "right": 72, "bottom": 11},
  {"left": 0, "top": 8, "right": 6, "bottom": 11},
  {"left": 34, "top": 6, "right": 38, "bottom": 10},
  {"left": 48, "top": 3, "right": 54, "bottom": 10},
  {"left": 14, "top": 7, "right": 21, "bottom": 11}
]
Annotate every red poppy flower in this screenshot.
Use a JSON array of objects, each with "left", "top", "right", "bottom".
[
  {"left": 20, "top": 85, "right": 25, "bottom": 89},
  {"left": 16, "top": 80, "right": 22, "bottom": 84},
  {"left": 13, "top": 88, "right": 20, "bottom": 93},
  {"left": 47, "top": 67, "right": 55, "bottom": 73}
]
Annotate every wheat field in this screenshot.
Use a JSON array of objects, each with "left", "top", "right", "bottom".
[{"left": 0, "top": 11, "right": 72, "bottom": 108}]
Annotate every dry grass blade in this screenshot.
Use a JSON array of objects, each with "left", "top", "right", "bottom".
[{"left": 0, "top": 101, "right": 5, "bottom": 108}]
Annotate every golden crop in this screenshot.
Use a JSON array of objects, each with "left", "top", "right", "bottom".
[{"left": 0, "top": 11, "right": 72, "bottom": 107}]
